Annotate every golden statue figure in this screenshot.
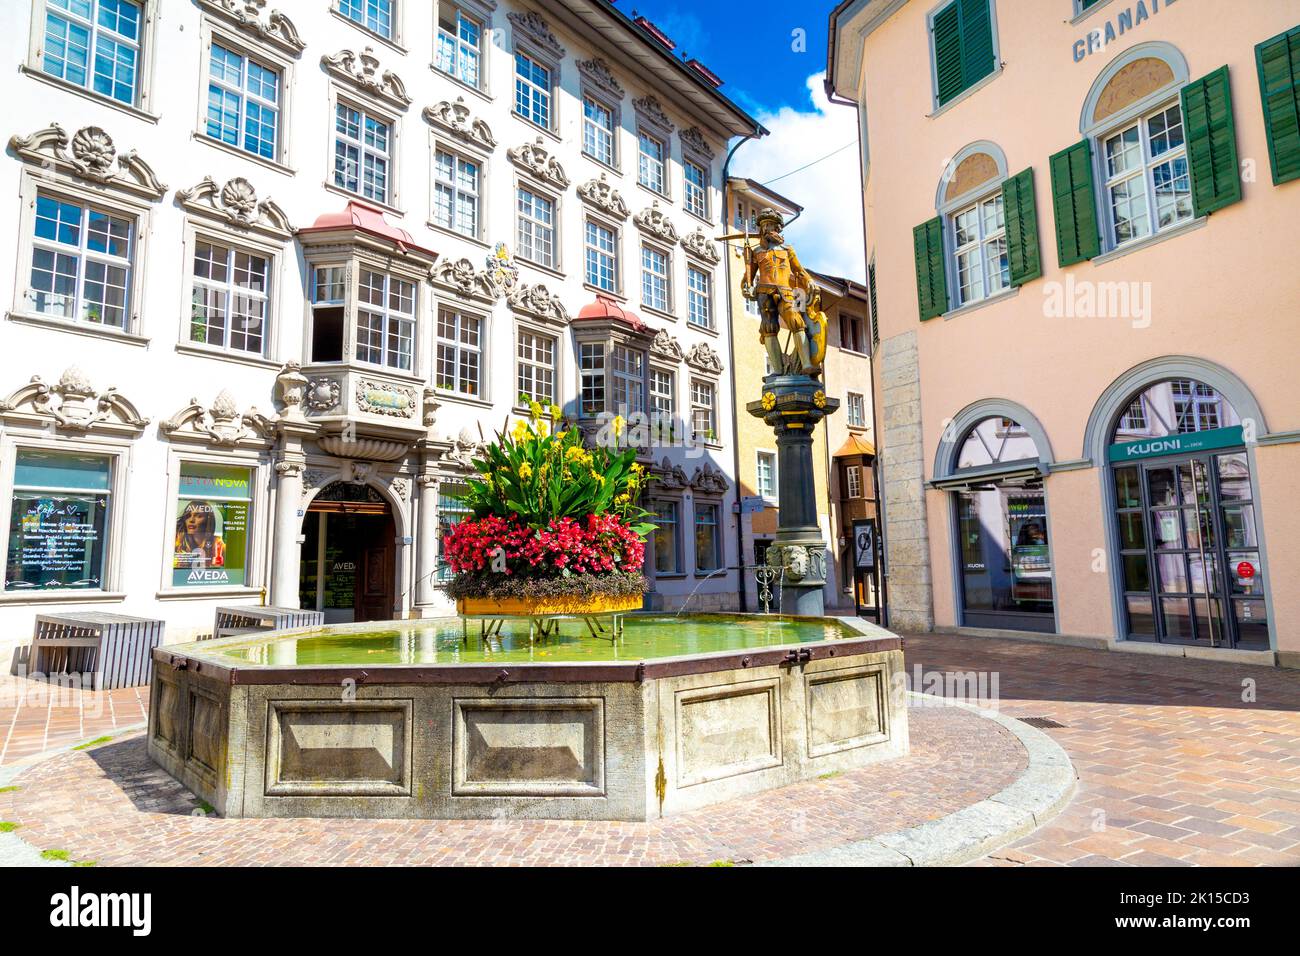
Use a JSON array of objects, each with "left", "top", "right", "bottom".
[{"left": 725, "top": 207, "right": 827, "bottom": 378}]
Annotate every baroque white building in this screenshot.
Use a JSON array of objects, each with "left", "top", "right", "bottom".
[{"left": 0, "top": 0, "right": 764, "bottom": 651}]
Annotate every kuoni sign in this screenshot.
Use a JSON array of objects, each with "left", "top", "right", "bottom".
[{"left": 1107, "top": 425, "right": 1243, "bottom": 463}]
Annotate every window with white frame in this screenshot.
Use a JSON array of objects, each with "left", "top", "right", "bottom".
[
  {"left": 652, "top": 499, "right": 680, "bottom": 574},
  {"left": 435, "top": 5, "right": 481, "bottom": 87},
  {"left": 309, "top": 265, "right": 346, "bottom": 362},
  {"left": 845, "top": 465, "right": 862, "bottom": 499},
  {"left": 687, "top": 265, "right": 712, "bottom": 329},
  {"left": 27, "top": 192, "right": 133, "bottom": 329},
  {"left": 436, "top": 308, "right": 482, "bottom": 396},
  {"left": 513, "top": 51, "right": 551, "bottom": 129},
  {"left": 638, "top": 130, "right": 666, "bottom": 194},
  {"left": 579, "top": 342, "right": 605, "bottom": 416},
  {"left": 206, "top": 41, "right": 280, "bottom": 161},
  {"left": 691, "top": 380, "right": 716, "bottom": 441},
  {"left": 432, "top": 148, "right": 478, "bottom": 237},
  {"left": 516, "top": 329, "right": 556, "bottom": 405},
  {"left": 650, "top": 367, "right": 675, "bottom": 424},
  {"left": 585, "top": 219, "right": 618, "bottom": 292},
  {"left": 846, "top": 392, "right": 866, "bottom": 428},
  {"left": 356, "top": 269, "right": 415, "bottom": 370},
  {"left": 641, "top": 244, "right": 670, "bottom": 312},
  {"left": 338, "top": 0, "right": 393, "bottom": 40},
  {"left": 694, "top": 502, "right": 721, "bottom": 573},
  {"left": 334, "top": 102, "right": 392, "bottom": 205},
  {"left": 190, "top": 238, "right": 269, "bottom": 355},
  {"left": 41, "top": 0, "right": 142, "bottom": 105},
  {"left": 1101, "top": 101, "right": 1193, "bottom": 247},
  {"left": 611, "top": 345, "right": 645, "bottom": 416},
  {"left": 1170, "top": 379, "right": 1221, "bottom": 433},
  {"left": 756, "top": 451, "right": 777, "bottom": 500},
  {"left": 950, "top": 192, "right": 1008, "bottom": 306},
  {"left": 516, "top": 186, "right": 555, "bottom": 268},
  {"left": 6, "top": 449, "right": 113, "bottom": 591},
  {"left": 583, "top": 95, "right": 615, "bottom": 167},
  {"left": 684, "top": 159, "right": 708, "bottom": 219}
]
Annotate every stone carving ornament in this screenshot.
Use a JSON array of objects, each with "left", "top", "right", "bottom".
[
  {"left": 197, "top": 0, "right": 305, "bottom": 56},
  {"left": 507, "top": 136, "right": 570, "bottom": 188},
  {"left": 356, "top": 379, "right": 418, "bottom": 418},
  {"left": 423, "top": 97, "right": 496, "bottom": 151},
  {"left": 9, "top": 124, "right": 166, "bottom": 199},
  {"left": 322, "top": 47, "right": 412, "bottom": 109},
  {"left": 577, "top": 58, "right": 625, "bottom": 99},
  {"left": 690, "top": 460, "right": 729, "bottom": 495},
  {"left": 679, "top": 126, "right": 715, "bottom": 159},
  {"left": 634, "top": 201, "right": 678, "bottom": 243},
  {"left": 508, "top": 10, "right": 565, "bottom": 59},
  {"left": 654, "top": 456, "right": 690, "bottom": 490},
  {"left": 430, "top": 245, "right": 518, "bottom": 301},
  {"left": 0, "top": 367, "right": 148, "bottom": 433},
  {"left": 651, "top": 329, "right": 683, "bottom": 362},
  {"left": 680, "top": 227, "right": 720, "bottom": 265},
  {"left": 508, "top": 283, "right": 570, "bottom": 323},
  {"left": 577, "top": 173, "right": 629, "bottom": 220},
  {"left": 389, "top": 476, "right": 410, "bottom": 501},
  {"left": 444, "top": 428, "right": 483, "bottom": 469},
  {"left": 634, "top": 95, "right": 674, "bottom": 133},
  {"left": 161, "top": 389, "right": 273, "bottom": 445},
  {"left": 304, "top": 377, "right": 341, "bottom": 412},
  {"left": 685, "top": 342, "right": 724, "bottom": 374},
  {"left": 275, "top": 362, "right": 309, "bottom": 418},
  {"left": 177, "top": 176, "right": 292, "bottom": 237}
]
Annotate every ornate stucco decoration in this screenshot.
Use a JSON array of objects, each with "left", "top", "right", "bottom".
[
  {"left": 577, "top": 173, "right": 629, "bottom": 220},
  {"left": 197, "top": 0, "right": 305, "bottom": 57},
  {"left": 9, "top": 124, "right": 166, "bottom": 199},
  {"left": 651, "top": 329, "right": 683, "bottom": 362},
  {"left": 176, "top": 176, "right": 292, "bottom": 239},
  {"left": 679, "top": 126, "right": 715, "bottom": 159},
  {"left": 654, "top": 456, "right": 690, "bottom": 490},
  {"left": 317, "top": 435, "right": 411, "bottom": 461},
  {"left": 423, "top": 97, "right": 496, "bottom": 151},
  {"left": 0, "top": 367, "right": 148, "bottom": 435},
  {"left": 161, "top": 390, "right": 273, "bottom": 446},
  {"left": 431, "top": 249, "right": 518, "bottom": 303},
  {"left": 304, "top": 377, "right": 341, "bottom": 412},
  {"left": 389, "top": 476, "right": 410, "bottom": 501},
  {"left": 508, "top": 10, "right": 565, "bottom": 59},
  {"left": 355, "top": 379, "right": 418, "bottom": 419},
  {"left": 680, "top": 227, "right": 720, "bottom": 265},
  {"left": 577, "top": 58, "right": 624, "bottom": 99},
  {"left": 690, "top": 460, "right": 730, "bottom": 495},
  {"left": 634, "top": 201, "right": 678, "bottom": 243},
  {"left": 633, "top": 95, "right": 675, "bottom": 133},
  {"left": 422, "top": 387, "right": 440, "bottom": 428},
  {"left": 443, "top": 428, "right": 484, "bottom": 470},
  {"left": 302, "top": 468, "right": 336, "bottom": 500},
  {"left": 322, "top": 48, "right": 412, "bottom": 110},
  {"left": 507, "top": 136, "right": 570, "bottom": 188},
  {"left": 685, "top": 342, "right": 724, "bottom": 374},
  {"left": 507, "top": 282, "right": 570, "bottom": 324},
  {"left": 275, "top": 362, "right": 309, "bottom": 421}
]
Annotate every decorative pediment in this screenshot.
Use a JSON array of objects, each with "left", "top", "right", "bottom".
[
  {"left": 680, "top": 227, "right": 720, "bottom": 265},
  {"left": 650, "top": 329, "right": 684, "bottom": 362},
  {"left": 197, "top": 0, "right": 304, "bottom": 57},
  {"left": 9, "top": 124, "right": 166, "bottom": 199},
  {"left": 577, "top": 58, "right": 624, "bottom": 99},
  {"left": 508, "top": 282, "right": 570, "bottom": 324},
  {"left": 431, "top": 245, "right": 519, "bottom": 303},
  {"left": 423, "top": 97, "right": 496, "bottom": 151},
  {"left": 0, "top": 367, "right": 148, "bottom": 435},
  {"left": 634, "top": 201, "right": 678, "bottom": 243},
  {"left": 634, "top": 95, "right": 674, "bottom": 133},
  {"left": 322, "top": 48, "right": 412, "bottom": 110},
  {"left": 690, "top": 460, "right": 730, "bottom": 495},
  {"left": 577, "top": 173, "right": 629, "bottom": 220},
  {"left": 680, "top": 126, "right": 715, "bottom": 159},
  {"left": 177, "top": 176, "right": 292, "bottom": 239},
  {"left": 442, "top": 428, "right": 485, "bottom": 470},
  {"left": 654, "top": 456, "right": 689, "bottom": 490},
  {"left": 161, "top": 390, "right": 274, "bottom": 446},
  {"left": 507, "top": 136, "right": 569, "bottom": 188},
  {"left": 508, "top": 10, "right": 565, "bottom": 59},
  {"left": 685, "top": 342, "right": 724, "bottom": 374}
]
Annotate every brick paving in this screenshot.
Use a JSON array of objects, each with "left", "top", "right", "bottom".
[
  {"left": 0, "top": 703, "right": 1022, "bottom": 866},
  {"left": 0, "top": 673, "right": 147, "bottom": 768},
  {"left": 895, "top": 633, "right": 1300, "bottom": 867}
]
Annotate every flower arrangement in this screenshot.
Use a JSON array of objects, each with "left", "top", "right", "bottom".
[{"left": 439, "top": 400, "right": 655, "bottom": 606}]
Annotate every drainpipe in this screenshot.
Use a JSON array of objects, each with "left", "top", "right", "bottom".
[{"left": 722, "top": 126, "right": 763, "bottom": 613}]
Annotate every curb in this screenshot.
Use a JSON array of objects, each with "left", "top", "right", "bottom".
[{"left": 762, "top": 693, "right": 1077, "bottom": 867}]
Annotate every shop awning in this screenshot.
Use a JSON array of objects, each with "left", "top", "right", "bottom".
[{"left": 833, "top": 434, "right": 875, "bottom": 458}]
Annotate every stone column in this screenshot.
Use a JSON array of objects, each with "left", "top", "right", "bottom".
[
  {"left": 270, "top": 454, "right": 305, "bottom": 608},
  {"left": 748, "top": 375, "right": 839, "bottom": 617},
  {"left": 414, "top": 471, "right": 440, "bottom": 610}
]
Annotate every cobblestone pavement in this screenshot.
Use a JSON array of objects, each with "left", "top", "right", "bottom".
[
  {"left": 896, "top": 633, "right": 1300, "bottom": 867},
  {"left": 0, "top": 673, "right": 147, "bottom": 768},
  {"left": 0, "top": 703, "right": 1022, "bottom": 866}
]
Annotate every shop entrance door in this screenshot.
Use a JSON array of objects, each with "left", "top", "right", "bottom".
[
  {"left": 1113, "top": 452, "right": 1267, "bottom": 648},
  {"left": 299, "top": 482, "right": 396, "bottom": 623}
]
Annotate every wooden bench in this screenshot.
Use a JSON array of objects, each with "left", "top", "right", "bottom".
[
  {"left": 209, "top": 606, "right": 325, "bottom": 640},
  {"left": 31, "top": 613, "right": 164, "bottom": 691}
]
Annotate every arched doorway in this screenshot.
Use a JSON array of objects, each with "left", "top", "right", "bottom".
[
  {"left": 1106, "top": 378, "right": 1266, "bottom": 649},
  {"left": 298, "top": 481, "right": 396, "bottom": 623}
]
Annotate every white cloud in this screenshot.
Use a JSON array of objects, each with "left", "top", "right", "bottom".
[{"left": 730, "top": 72, "right": 865, "bottom": 282}]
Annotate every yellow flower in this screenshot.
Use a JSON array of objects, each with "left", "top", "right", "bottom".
[
  {"left": 813, "top": 390, "right": 827, "bottom": 409},
  {"left": 529, "top": 400, "right": 542, "bottom": 420},
  {"left": 511, "top": 419, "right": 530, "bottom": 443},
  {"left": 555, "top": 430, "right": 567, "bottom": 441},
  {"left": 517, "top": 461, "right": 534, "bottom": 480},
  {"left": 611, "top": 414, "right": 625, "bottom": 436},
  {"left": 761, "top": 391, "right": 776, "bottom": 411},
  {"left": 630, "top": 462, "right": 645, "bottom": 476},
  {"left": 535, "top": 420, "right": 550, "bottom": 437},
  {"left": 615, "top": 492, "right": 630, "bottom": 505},
  {"left": 548, "top": 404, "right": 562, "bottom": 420}
]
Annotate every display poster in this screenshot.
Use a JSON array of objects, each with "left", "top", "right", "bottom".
[
  {"left": 172, "top": 464, "right": 251, "bottom": 587},
  {"left": 5, "top": 493, "right": 107, "bottom": 589}
]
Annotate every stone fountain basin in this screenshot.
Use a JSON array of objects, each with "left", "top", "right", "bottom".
[{"left": 147, "top": 614, "right": 908, "bottom": 821}]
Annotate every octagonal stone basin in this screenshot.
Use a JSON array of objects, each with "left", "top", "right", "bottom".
[{"left": 148, "top": 613, "right": 908, "bottom": 821}]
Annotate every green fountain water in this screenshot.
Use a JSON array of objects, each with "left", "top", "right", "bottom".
[{"left": 201, "top": 614, "right": 854, "bottom": 666}]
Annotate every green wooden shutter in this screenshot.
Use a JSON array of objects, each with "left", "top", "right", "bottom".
[
  {"left": 1256, "top": 25, "right": 1300, "bottom": 186},
  {"left": 868, "top": 259, "right": 879, "bottom": 349},
  {"left": 933, "top": 0, "right": 994, "bottom": 107},
  {"left": 1049, "top": 140, "right": 1100, "bottom": 267},
  {"left": 933, "top": 4, "right": 964, "bottom": 106},
  {"left": 913, "top": 218, "right": 947, "bottom": 321},
  {"left": 1001, "top": 168, "right": 1042, "bottom": 286},
  {"left": 958, "top": 0, "right": 996, "bottom": 91},
  {"left": 1181, "top": 66, "right": 1242, "bottom": 216}
]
